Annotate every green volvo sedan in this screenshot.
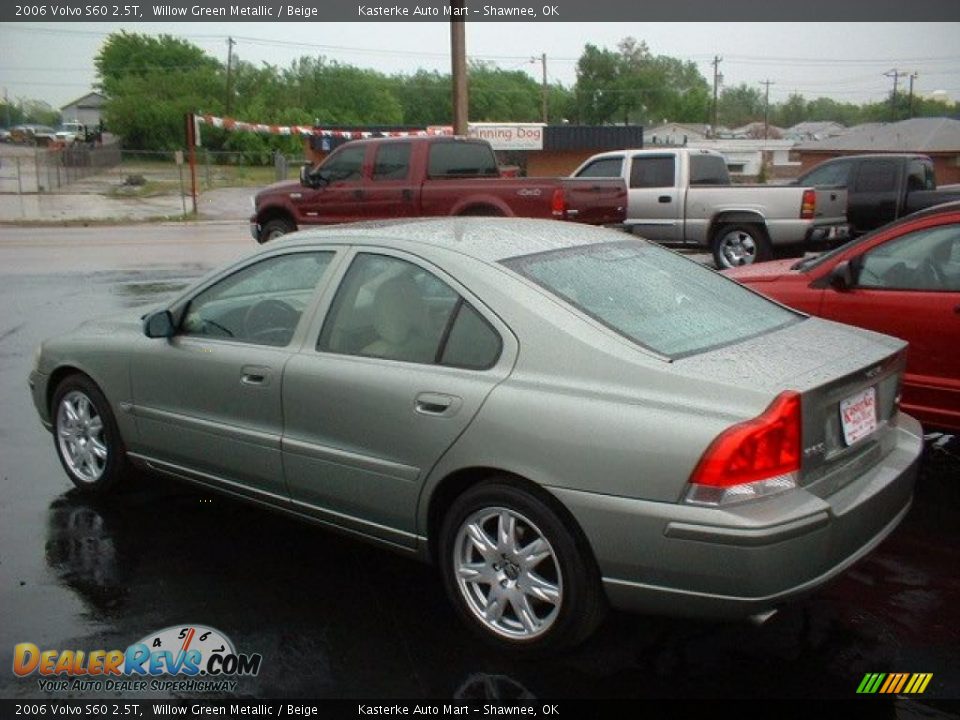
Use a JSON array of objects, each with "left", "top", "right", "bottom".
[{"left": 29, "top": 218, "right": 922, "bottom": 650}]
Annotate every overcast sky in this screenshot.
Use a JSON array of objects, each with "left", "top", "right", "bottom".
[{"left": 1, "top": 22, "right": 958, "bottom": 115}]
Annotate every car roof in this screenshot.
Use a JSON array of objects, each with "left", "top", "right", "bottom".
[
  {"left": 812, "top": 153, "right": 931, "bottom": 163},
  {"left": 274, "top": 217, "right": 621, "bottom": 264}
]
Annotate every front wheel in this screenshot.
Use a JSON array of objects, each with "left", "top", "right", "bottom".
[
  {"left": 439, "top": 481, "right": 605, "bottom": 651},
  {"left": 52, "top": 375, "right": 129, "bottom": 495},
  {"left": 712, "top": 223, "right": 771, "bottom": 269},
  {"left": 260, "top": 218, "right": 296, "bottom": 243}
]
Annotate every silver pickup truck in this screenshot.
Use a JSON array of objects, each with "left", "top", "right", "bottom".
[{"left": 572, "top": 148, "right": 848, "bottom": 268}]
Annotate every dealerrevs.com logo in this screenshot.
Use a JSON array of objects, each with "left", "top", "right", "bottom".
[{"left": 13, "top": 625, "right": 262, "bottom": 693}]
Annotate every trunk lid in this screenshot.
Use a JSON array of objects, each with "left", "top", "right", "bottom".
[{"left": 674, "top": 316, "right": 906, "bottom": 490}]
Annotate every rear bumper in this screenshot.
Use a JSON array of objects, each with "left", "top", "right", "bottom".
[
  {"left": 805, "top": 222, "right": 850, "bottom": 249},
  {"left": 249, "top": 217, "right": 261, "bottom": 242},
  {"left": 551, "top": 413, "right": 922, "bottom": 619}
]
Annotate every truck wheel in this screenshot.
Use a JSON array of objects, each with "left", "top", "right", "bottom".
[
  {"left": 260, "top": 218, "right": 295, "bottom": 243},
  {"left": 712, "top": 224, "right": 771, "bottom": 269}
]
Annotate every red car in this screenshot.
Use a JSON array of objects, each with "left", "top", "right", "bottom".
[{"left": 725, "top": 201, "right": 960, "bottom": 432}]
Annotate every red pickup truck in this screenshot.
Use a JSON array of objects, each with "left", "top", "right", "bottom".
[{"left": 250, "top": 136, "right": 627, "bottom": 242}]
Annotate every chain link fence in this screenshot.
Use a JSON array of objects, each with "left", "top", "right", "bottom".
[
  {"left": 0, "top": 143, "right": 304, "bottom": 195},
  {"left": 0, "top": 140, "right": 122, "bottom": 194}
]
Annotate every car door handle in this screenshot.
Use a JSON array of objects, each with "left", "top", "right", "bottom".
[
  {"left": 402, "top": 189, "right": 413, "bottom": 202},
  {"left": 353, "top": 189, "right": 364, "bottom": 200},
  {"left": 415, "top": 392, "right": 461, "bottom": 417},
  {"left": 658, "top": 195, "right": 672, "bottom": 203},
  {"left": 955, "top": 304, "right": 960, "bottom": 315},
  {"left": 241, "top": 365, "right": 272, "bottom": 387}
]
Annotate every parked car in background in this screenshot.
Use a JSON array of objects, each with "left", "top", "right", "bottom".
[
  {"left": 793, "top": 154, "right": 960, "bottom": 236},
  {"left": 571, "top": 148, "right": 849, "bottom": 269},
  {"left": 0, "top": 128, "right": 11, "bottom": 143},
  {"left": 55, "top": 121, "right": 88, "bottom": 145},
  {"left": 9, "top": 124, "right": 58, "bottom": 146},
  {"left": 250, "top": 136, "right": 627, "bottom": 242},
  {"left": 725, "top": 201, "right": 960, "bottom": 433},
  {"left": 30, "top": 218, "right": 921, "bottom": 650}
]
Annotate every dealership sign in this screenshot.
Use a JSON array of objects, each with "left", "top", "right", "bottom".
[{"left": 468, "top": 123, "right": 545, "bottom": 150}]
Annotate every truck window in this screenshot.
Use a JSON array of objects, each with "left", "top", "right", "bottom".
[
  {"left": 428, "top": 142, "right": 499, "bottom": 178},
  {"left": 577, "top": 157, "right": 624, "bottom": 178},
  {"left": 373, "top": 143, "right": 412, "bottom": 181},
  {"left": 689, "top": 154, "right": 730, "bottom": 185},
  {"left": 629, "top": 156, "right": 675, "bottom": 189},
  {"left": 799, "top": 160, "right": 851, "bottom": 187},
  {"left": 853, "top": 160, "right": 898, "bottom": 193},
  {"left": 321, "top": 145, "right": 365, "bottom": 183},
  {"left": 906, "top": 159, "right": 936, "bottom": 192}
]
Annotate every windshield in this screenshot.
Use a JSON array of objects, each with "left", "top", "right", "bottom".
[{"left": 503, "top": 240, "right": 800, "bottom": 359}]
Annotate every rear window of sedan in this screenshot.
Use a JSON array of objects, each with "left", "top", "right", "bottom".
[{"left": 503, "top": 240, "right": 800, "bottom": 359}]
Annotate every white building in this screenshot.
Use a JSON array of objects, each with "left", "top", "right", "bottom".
[{"left": 60, "top": 92, "right": 107, "bottom": 128}]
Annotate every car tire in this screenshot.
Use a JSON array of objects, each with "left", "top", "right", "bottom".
[
  {"left": 439, "top": 480, "right": 606, "bottom": 651},
  {"left": 712, "top": 223, "right": 772, "bottom": 269},
  {"left": 52, "top": 375, "right": 129, "bottom": 495},
  {"left": 260, "top": 218, "right": 296, "bottom": 243}
]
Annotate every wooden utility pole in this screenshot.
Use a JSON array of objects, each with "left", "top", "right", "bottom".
[
  {"left": 226, "top": 37, "right": 236, "bottom": 116},
  {"left": 760, "top": 79, "right": 774, "bottom": 139},
  {"left": 450, "top": 1, "right": 468, "bottom": 135},
  {"left": 908, "top": 72, "right": 918, "bottom": 118},
  {"left": 185, "top": 113, "right": 198, "bottom": 214},
  {"left": 711, "top": 55, "right": 722, "bottom": 134},
  {"left": 540, "top": 53, "right": 548, "bottom": 124},
  {"left": 885, "top": 69, "right": 908, "bottom": 121}
]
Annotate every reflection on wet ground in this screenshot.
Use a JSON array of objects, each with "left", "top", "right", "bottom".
[{"left": 0, "top": 261, "right": 958, "bottom": 703}]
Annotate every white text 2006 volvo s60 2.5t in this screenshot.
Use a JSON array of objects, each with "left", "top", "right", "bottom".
[{"left": 29, "top": 218, "right": 922, "bottom": 650}]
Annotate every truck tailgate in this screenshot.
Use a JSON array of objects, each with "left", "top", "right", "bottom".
[
  {"left": 560, "top": 177, "right": 628, "bottom": 225},
  {"left": 813, "top": 186, "right": 847, "bottom": 224}
]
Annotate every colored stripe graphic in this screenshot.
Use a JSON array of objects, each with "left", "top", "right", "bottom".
[{"left": 857, "top": 673, "right": 932, "bottom": 694}]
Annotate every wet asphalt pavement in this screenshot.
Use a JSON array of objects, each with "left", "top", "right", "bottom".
[{"left": 0, "top": 224, "right": 958, "bottom": 703}]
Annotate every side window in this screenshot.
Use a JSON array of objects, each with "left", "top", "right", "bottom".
[
  {"left": 440, "top": 303, "right": 502, "bottom": 370},
  {"left": 182, "top": 252, "right": 334, "bottom": 346},
  {"left": 906, "top": 159, "right": 935, "bottom": 192},
  {"left": 428, "top": 142, "right": 499, "bottom": 177},
  {"left": 372, "top": 143, "right": 411, "bottom": 181},
  {"left": 576, "top": 157, "right": 623, "bottom": 178},
  {"left": 629, "top": 156, "right": 675, "bottom": 189},
  {"left": 857, "top": 224, "right": 960, "bottom": 292},
  {"left": 689, "top": 155, "right": 730, "bottom": 185},
  {"left": 318, "top": 254, "right": 502, "bottom": 367},
  {"left": 853, "top": 160, "right": 897, "bottom": 193},
  {"left": 320, "top": 145, "right": 365, "bottom": 183},
  {"left": 800, "top": 161, "right": 851, "bottom": 187}
]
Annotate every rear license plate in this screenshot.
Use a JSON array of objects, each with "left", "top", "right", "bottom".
[{"left": 840, "top": 387, "right": 877, "bottom": 446}]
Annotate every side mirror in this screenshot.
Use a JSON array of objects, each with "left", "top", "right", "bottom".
[
  {"left": 300, "top": 164, "right": 327, "bottom": 189},
  {"left": 299, "top": 163, "right": 313, "bottom": 187},
  {"left": 143, "top": 310, "right": 175, "bottom": 338},
  {"left": 828, "top": 260, "right": 855, "bottom": 290}
]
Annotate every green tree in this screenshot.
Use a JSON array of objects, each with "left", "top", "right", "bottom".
[
  {"left": 572, "top": 38, "right": 710, "bottom": 126},
  {"left": 573, "top": 44, "right": 622, "bottom": 124},
  {"left": 717, "top": 83, "right": 765, "bottom": 128},
  {"left": 95, "top": 32, "right": 224, "bottom": 150},
  {"left": 772, "top": 93, "right": 807, "bottom": 128}
]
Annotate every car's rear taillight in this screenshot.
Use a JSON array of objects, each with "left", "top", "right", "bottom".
[
  {"left": 800, "top": 189, "right": 816, "bottom": 219},
  {"left": 551, "top": 187, "right": 567, "bottom": 218},
  {"left": 686, "top": 391, "right": 801, "bottom": 506}
]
